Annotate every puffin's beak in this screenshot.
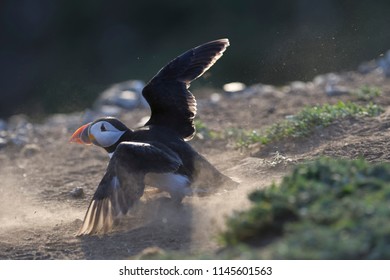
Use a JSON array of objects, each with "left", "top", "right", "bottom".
[{"left": 70, "top": 123, "right": 93, "bottom": 144}]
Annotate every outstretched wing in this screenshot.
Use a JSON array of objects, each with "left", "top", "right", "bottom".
[
  {"left": 142, "top": 39, "right": 230, "bottom": 140},
  {"left": 77, "top": 141, "right": 182, "bottom": 235}
]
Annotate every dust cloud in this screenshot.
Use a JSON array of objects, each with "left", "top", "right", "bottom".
[
  {"left": 188, "top": 160, "right": 284, "bottom": 252},
  {"left": 0, "top": 174, "right": 80, "bottom": 233}
]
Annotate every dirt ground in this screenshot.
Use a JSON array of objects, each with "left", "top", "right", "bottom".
[{"left": 1, "top": 70, "right": 390, "bottom": 259}]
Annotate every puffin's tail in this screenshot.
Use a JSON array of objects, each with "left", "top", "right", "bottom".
[{"left": 191, "top": 154, "right": 239, "bottom": 195}]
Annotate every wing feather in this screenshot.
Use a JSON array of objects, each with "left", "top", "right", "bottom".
[
  {"left": 142, "top": 39, "right": 229, "bottom": 140},
  {"left": 77, "top": 142, "right": 182, "bottom": 235}
]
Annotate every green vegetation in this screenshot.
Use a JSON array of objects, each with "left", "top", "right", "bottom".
[
  {"left": 194, "top": 102, "right": 383, "bottom": 149},
  {"left": 221, "top": 157, "right": 390, "bottom": 259},
  {"left": 353, "top": 85, "right": 382, "bottom": 101},
  {"left": 194, "top": 119, "right": 217, "bottom": 140},
  {"left": 235, "top": 101, "right": 382, "bottom": 148}
]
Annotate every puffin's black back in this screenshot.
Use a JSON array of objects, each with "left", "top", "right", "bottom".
[{"left": 130, "top": 126, "right": 197, "bottom": 179}]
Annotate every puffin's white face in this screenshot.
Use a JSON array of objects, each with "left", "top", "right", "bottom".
[{"left": 89, "top": 121, "right": 126, "bottom": 148}]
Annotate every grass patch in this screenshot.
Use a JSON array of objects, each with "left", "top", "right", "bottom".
[
  {"left": 353, "top": 85, "right": 382, "bottom": 101},
  {"left": 194, "top": 119, "right": 217, "bottom": 140},
  {"left": 236, "top": 101, "right": 382, "bottom": 148},
  {"left": 221, "top": 157, "right": 390, "bottom": 259}
]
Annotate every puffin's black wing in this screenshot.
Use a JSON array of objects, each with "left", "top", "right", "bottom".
[
  {"left": 77, "top": 141, "right": 182, "bottom": 235},
  {"left": 142, "top": 39, "right": 230, "bottom": 140}
]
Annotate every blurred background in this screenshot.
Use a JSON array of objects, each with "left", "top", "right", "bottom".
[{"left": 1, "top": 0, "right": 390, "bottom": 118}]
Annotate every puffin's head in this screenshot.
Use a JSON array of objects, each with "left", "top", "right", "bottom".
[{"left": 70, "top": 117, "right": 128, "bottom": 151}]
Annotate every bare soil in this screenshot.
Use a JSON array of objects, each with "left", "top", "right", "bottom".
[{"left": 1, "top": 70, "right": 390, "bottom": 259}]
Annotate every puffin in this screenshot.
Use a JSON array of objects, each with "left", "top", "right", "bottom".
[{"left": 70, "top": 38, "right": 234, "bottom": 235}]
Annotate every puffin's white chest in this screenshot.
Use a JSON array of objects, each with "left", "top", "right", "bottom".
[{"left": 145, "top": 172, "right": 191, "bottom": 196}]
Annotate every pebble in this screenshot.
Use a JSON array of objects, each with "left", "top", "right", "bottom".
[
  {"left": 5, "top": 114, "right": 35, "bottom": 147},
  {"left": 251, "top": 84, "right": 277, "bottom": 95},
  {"left": 290, "top": 81, "right": 307, "bottom": 91},
  {"left": 0, "top": 119, "right": 7, "bottom": 131},
  {"left": 325, "top": 83, "right": 350, "bottom": 96},
  {"left": 210, "top": 92, "right": 222, "bottom": 104},
  {"left": 10, "top": 134, "right": 29, "bottom": 146},
  {"left": 99, "top": 105, "right": 122, "bottom": 116},
  {"left": 8, "top": 114, "right": 30, "bottom": 130},
  {"left": 0, "top": 134, "right": 9, "bottom": 149},
  {"left": 377, "top": 50, "right": 390, "bottom": 77},
  {"left": 313, "top": 73, "right": 342, "bottom": 87},
  {"left": 135, "top": 246, "right": 165, "bottom": 259},
  {"left": 313, "top": 74, "right": 327, "bottom": 87},
  {"left": 0, "top": 137, "right": 8, "bottom": 149},
  {"left": 0, "top": 130, "right": 7, "bottom": 138},
  {"left": 116, "top": 90, "right": 141, "bottom": 108},
  {"left": 358, "top": 49, "right": 390, "bottom": 77},
  {"left": 69, "top": 187, "right": 84, "bottom": 198},
  {"left": 20, "top": 144, "right": 41, "bottom": 157},
  {"left": 358, "top": 60, "right": 378, "bottom": 74},
  {"left": 311, "top": 73, "right": 351, "bottom": 96},
  {"left": 223, "top": 82, "right": 246, "bottom": 93},
  {"left": 94, "top": 80, "right": 146, "bottom": 111},
  {"left": 226, "top": 83, "right": 274, "bottom": 98}
]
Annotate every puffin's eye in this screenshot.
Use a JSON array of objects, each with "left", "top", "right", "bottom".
[{"left": 100, "top": 123, "right": 107, "bottom": 132}]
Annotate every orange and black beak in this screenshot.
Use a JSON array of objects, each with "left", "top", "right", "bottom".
[{"left": 69, "top": 123, "right": 93, "bottom": 144}]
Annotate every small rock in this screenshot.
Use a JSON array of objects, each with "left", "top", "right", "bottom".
[
  {"left": 319, "top": 73, "right": 350, "bottom": 96},
  {"left": 8, "top": 114, "right": 30, "bottom": 130},
  {"left": 251, "top": 83, "right": 277, "bottom": 95},
  {"left": 0, "top": 119, "right": 7, "bottom": 131},
  {"left": 7, "top": 115, "right": 34, "bottom": 147},
  {"left": 136, "top": 246, "right": 165, "bottom": 259},
  {"left": 69, "top": 187, "right": 84, "bottom": 198},
  {"left": 94, "top": 80, "right": 146, "bottom": 111},
  {"left": 377, "top": 50, "right": 390, "bottom": 77},
  {"left": 290, "top": 81, "right": 307, "bottom": 91},
  {"left": 0, "top": 137, "right": 8, "bottom": 149},
  {"left": 359, "top": 50, "right": 390, "bottom": 77},
  {"left": 10, "top": 134, "right": 29, "bottom": 146},
  {"left": 228, "top": 83, "right": 272, "bottom": 98},
  {"left": 99, "top": 105, "right": 122, "bottom": 116},
  {"left": 210, "top": 92, "right": 222, "bottom": 104},
  {"left": 313, "top": 74, "right": 327, "bottom": 87},
  {"left": 358, "top": 60, "right": 378, "bottom": 74},
  {"left": 223, "top": 82, "right": 246, "bottom": 93},
  {"left": 313, "top": 73, "right": 341, "bottom": 87},
  {"left": 21, "top": 144, "right": 41, "bottom": 157},
  {"left": 325, "top": 83, "right": 350, "bottom": 96},
  {"left": 117, "top": 90, "right": 140, "bottom": 108}
]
